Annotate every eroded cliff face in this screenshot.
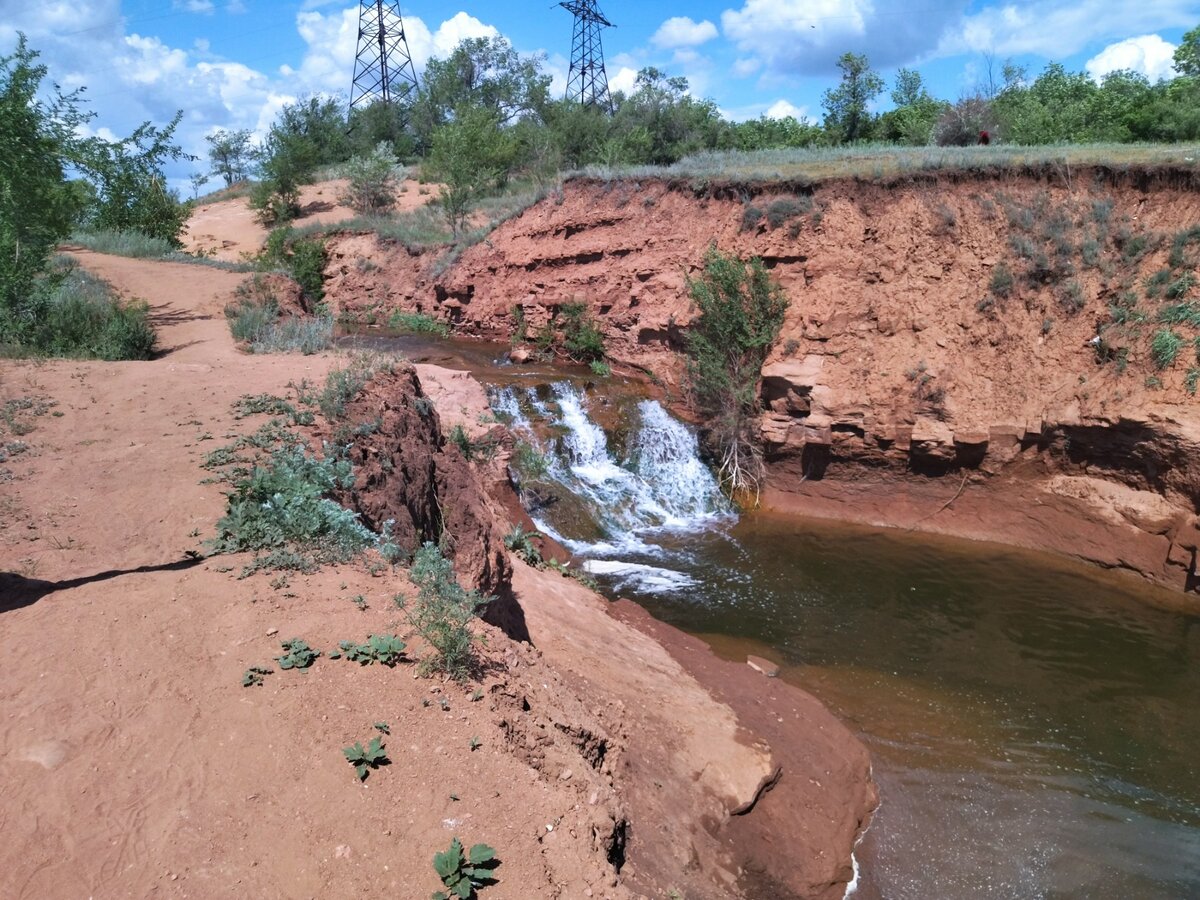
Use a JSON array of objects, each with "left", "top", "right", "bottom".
[{"left": 322, "top": 167, "right": 1200, "bottom": 595}]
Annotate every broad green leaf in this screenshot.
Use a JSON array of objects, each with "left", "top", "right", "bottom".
[
  {"left": 452, "top": 876, "right": 472, "bottom": 899},
  {"left": 432, "top": 849, "right": 458, "bottom": 878},
  {"left": 467, "top": 843, "right": 495, "bottom": 865}
]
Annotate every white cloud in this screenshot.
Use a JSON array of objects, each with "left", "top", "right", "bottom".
[
  {"left": 1086, "top": 34, "right": 1178, "bottom": 82},
  {"left": 733, "top": 57, "right": 762, "bottom": 78},
  {"left": 651, "top": 16, "right": 718, "bottom": 49},
  {"left": 173, "top": 0, "right": 215, "bottom": 13},
  {"left": 940, "top": 0, "right": 1196, "bottom": 59},
  {"left": 721, "top": 0, "right": 968, "bottom": 76},
  {"left": 609, "top": 66, "right": 639, "bottom": 95},
  {"left": 766, "top": 99, "right": 808, "bottom": 119}
]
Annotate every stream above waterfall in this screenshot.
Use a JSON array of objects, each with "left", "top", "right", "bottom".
[{"left": 491, "top": 378, "right": 1200, "bottom": 899}]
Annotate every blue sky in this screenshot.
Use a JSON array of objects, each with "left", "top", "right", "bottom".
[{"left": 1, "top": 1, "right": 1196, "bottom": 191}]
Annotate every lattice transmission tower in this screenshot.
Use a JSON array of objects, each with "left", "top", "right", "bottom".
[
  {"left": 349, "top": 1, "right": 419, "bottom": 111},
  {"left": 559, "top": 1, "right": 614, "bottom": 113}
]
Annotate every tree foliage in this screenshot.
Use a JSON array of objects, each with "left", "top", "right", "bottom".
[{"left": 206, "top": 128, "right": 253, "bottom": 187}]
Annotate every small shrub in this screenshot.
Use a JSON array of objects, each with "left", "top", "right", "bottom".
[
  {"left": 226, "top": 296, "right": 279, "bottom": 343},
  {"left": 589, "top": 359, "right": 611, "bottom": 377},
  {"left": 1151, "top": 328, "right": 1185, "bottom": 370},
  {"left": 765, "top": 196, "right": 811, "bottom": 229},
  {"left": 1165, "top": 273, "right": 1196, "bottom": 301},
  {"left": 432, "top": 838, "right": 500, "bottom": 900},
  {"left": 1168, "top": 224, "right": 1200, "bottom": 269},
  {"left": 388, "top": 310, "right": 450, "bottom": 337},
  {"left": 740, "top": 204, "right": 764, "bottom": 232},
  {"left": 503, "top": 525, "right": 543, "bottom": 567},
  {"left": 1185, "top": 368, "right": 1200, "bottom": 396},
  {"left": 336, "top": 634, "right": 407, "bottom": 667},
  {"left": 250, "top": 315, "right": 334, "bottom": 355},
  {"left": 288, "top": 238, "right": 326, "bottom": 303},
  {"left": 1058, "top": 280, "right": 1085, "bottom": 315},
  {"left": 241, "top": 665, "right": 273, "bottom": 687},
  {"left": 340, "top": 143, "right": 400, "bottom": 214},
  {"left": 559, "top": 302, "right": 605, "bottom": 363},
  {"left": 511, "top": 441, "right": 549, "bottom": 481},
  {"left": 208, "top": 444, "right": 374, "bottom": 569},
  {"left": 10, "top": 261, "right": 156, "bottom": 360},
  {"left": 1157, "top": 301, "right": 1200, "bottom": 327},
  {"left": 317, "top": 355, "right": 392, "bottom": 421},
  {"left": 343, "top": 735, "right": 388, "bottom": 781},
  {"left": 1145, "top": 268, "right": 1172, "bottom": 299},
  {"left": 394, "top": 543, "right": 491, "bottom": 680},
  {"left": 1091, "top": 198, "right": 1114, "bottom": 226},
  {"left": 685, "top": 247, "right": 788, "bottom": 499},
  {"left": 276, "top": 638, "right": 321, "bottom": 670},
  {"left": 989, "top": 262, "right": 1014, "bottom": 298}
]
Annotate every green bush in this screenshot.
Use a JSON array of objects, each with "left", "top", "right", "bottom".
[
  {"left": 6, "top": 261, "right": 155, "bottom": 360},
  {"left": 339, "top": 143, "right": 400, "bottom": 214},
  {"left": 685, "top": 247, "right": 788, "bottom": 500},
  {"left": 226, "top": 296, "right": 279, "bottom": 344},
  {"left": 388, "top": 310, "right": 450, "bottom": 336},
  {"left": 989, "top": 262, "right": 1014, "bottom": 298},
  {"left": 395, "top": 543, "right": 491, "bottom": 680},
  {"left": 765, "top": 196, "right": 811, "bottom": 229},
  {"left": 559, "top": 302, "right": 605, "bottom": 363},
  {"left": 315, "top": 354, "right": 392, "bottom": 421},
  {"left": 208, "top": 443, "right": 374, "bottom": 569},
  {"left": 250, "top": 316, "right": 333, "bottom": 355},
  {"left": 432, "top": 838, "right": 499, "bottom": 900},
  {"left": 1150, "top": 328, "right": 1185, "bottom": 370}
]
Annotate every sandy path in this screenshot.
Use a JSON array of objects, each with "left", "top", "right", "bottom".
[
  {"left": 184, "top": 179, "right": 438, "bottom": 261},
  {"left": 0, "top": 253, "right": 607, "bottom": 899}
]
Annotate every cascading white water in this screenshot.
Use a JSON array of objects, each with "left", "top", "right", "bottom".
[{"left": 491, "top": 382, "right": 732, "bottom": 591}]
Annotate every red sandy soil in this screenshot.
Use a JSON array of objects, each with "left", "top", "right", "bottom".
[
  {"left": 183, "top": 177, "right": 438, "bottom": 261},
  {"left": 0, "top": 243, "right": 874, "bottom": 894}
]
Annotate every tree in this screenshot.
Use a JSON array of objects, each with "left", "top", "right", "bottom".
[
  {"left": 425, "top": 107, "right": 514, "bottom": 236},
  {"left": 610, "top": 68, "right": 731, "bottom": 165},
  {"left": 685, "top": 247, "right": 789, "bottom": 501},
  {"left": 879, "top": 68, "right": 945, "bottom": 145},
  {"left": 409, "top": 36, "right": 551, "bottom": 154},
  {"left": 822, "top": 53, "right": 884, "bottom": 143},
  {"left": 0, "top": 35, "right": 86, "bottom": 340},
  {"left": 77, "top": 112, "right": 192, "bottom": 245},
  {"left": 1173, "top": 24, "right": 1200, "bottom": 77},
  {"left": 206, "top": 128, "right": 253, "bottom": 187}
]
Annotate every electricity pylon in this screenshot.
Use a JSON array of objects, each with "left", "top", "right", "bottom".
[
  {"left": 559, "top": 1, "right": 614, "bottom": 113},
  {"left": 349, "top": 0, "right": 419, "bottom": 111}
]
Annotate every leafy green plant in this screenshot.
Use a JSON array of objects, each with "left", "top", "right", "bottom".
[
  {"left": 316, "top": 354, "right": 392, "bottom": 421},
  {"left": 395, "top": 543, "right": 492, "bottom": 680},
  {"left": 1151, "top": 328, "right": 1185, "bottom": 370},
  {"left": 503, "top": 525, "right": 542, "bottom": 567},
  {"left": 241, "top": 665, "right": 273, "bottom": 687},
  {"left": 340, "top": 143, "right": 400, "bottom": 214},
  {"left": 468, "top": 736, "right": 482, "bottom": 751},
  {"left": 1185, "top": 368, "right": 1200, "bottom": 396},
  {"left": 343, "top": 735, "right": 388, "bottom": 781},
  {"left": 374, "top": 721, "right": 390, "bottom": 734},
  {"left": 685, "top": 247, "right": 788, "bottom": 500},
  {"left": 337, "top": 634, "right": 407, "bottom": 667},
  {"left": 388, "top": 310, "right": 450, "bottom": 337},
  {"left": 276, "top": 638, "right": 321, "bottom": 670},
  {"left": 432, "top": 837, "right": 499, "bottom": 900},
  {"left": 559, "top": 302, "right": 605, "bottom": 363},
  {"left": 208, "top": 443, "right": 375, "bottom": 571},
  {"left": 511, "top": 441, "right": 549, "bottom": 481}
]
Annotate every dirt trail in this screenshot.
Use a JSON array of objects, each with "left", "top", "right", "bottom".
[
  {"left": 0, "top": 253, "right": 606, "bottom": 898},
  {"left": 0, "top": 245, "right": 874, "bottom": 897}
]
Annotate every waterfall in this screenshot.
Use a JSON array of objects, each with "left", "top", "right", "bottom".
[{"left": 490, "top": 382, "right": 732, "bottom": 593}]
